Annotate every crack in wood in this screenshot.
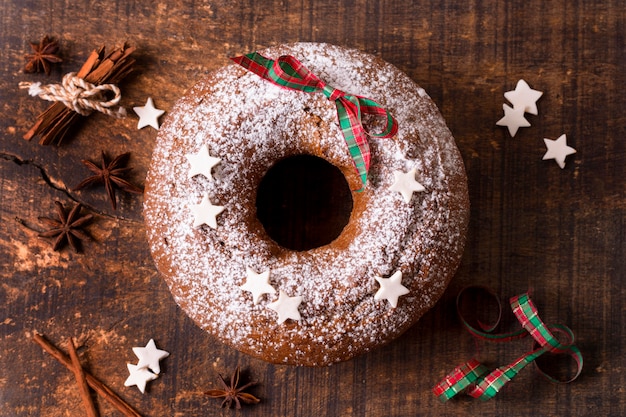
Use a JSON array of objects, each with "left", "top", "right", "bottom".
[
  {"left": 0, "top": 152, "right": 142, "bottom": 223},
  {"left": 1, "top": 151, "right": 74, "bottom": 198}
]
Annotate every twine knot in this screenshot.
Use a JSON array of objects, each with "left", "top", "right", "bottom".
[{"left": 19, "top": 73, "right": 126, "bottom": 118}]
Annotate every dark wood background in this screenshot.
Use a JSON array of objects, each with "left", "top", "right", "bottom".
[{"left": 1, "top": 0, "right": 624, "bottom": 416}]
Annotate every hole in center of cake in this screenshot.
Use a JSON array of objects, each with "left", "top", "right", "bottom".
[{"left": 256, "top": 154, "right": 353, "bottom": 251}]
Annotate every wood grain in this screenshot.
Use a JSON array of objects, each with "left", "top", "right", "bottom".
[{"left": 1, "top": 0, "right": 624, "bottom": 416}]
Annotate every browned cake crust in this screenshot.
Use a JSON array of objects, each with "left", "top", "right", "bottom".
[{"left": 143, "top": 42, "right": 469, "bottom": 366}]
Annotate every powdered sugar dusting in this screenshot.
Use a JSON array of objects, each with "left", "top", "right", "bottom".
[{"left": 143, "top": 43, "right": 469, "bottom": 366}]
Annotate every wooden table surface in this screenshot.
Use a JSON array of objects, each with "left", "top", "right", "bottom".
[{"left": 1, "top": 1, "right": 624, "bottom": 416}]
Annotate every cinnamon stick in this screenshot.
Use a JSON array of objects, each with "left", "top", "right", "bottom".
[
  {"left": 67, "top": 337, "right": 100, "bottom": 417},
  {"left": 33, "top": 333, "right": 142, "bottom": 417}
]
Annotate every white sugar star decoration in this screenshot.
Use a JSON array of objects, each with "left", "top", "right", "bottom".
[
  {"left": 267, "top": 290, "right": 303, "bottom": 324},
  {"left": 496, "top": 103, "right": 531, "bottom": 137},
  {"left": 374, "top": 271, "right": 410, "bottom": 308},
  {"left": 185, "top": 144, "right": 221, "bottom": 180},
  {"left": 543, "top": 134, "right": 576, "bottom": 169},
  {"left": 132, "top": 339, "right": 170, "bottom": 375},
  {"left": 240, "top": 267, "right": 276, "bottom": 304},
  {"left": 191, "top": 194, "right": 224, "bottom": 229},
  {"left": 389, "top": 168, "right": 425, "bottom": 203},
  {"left": 504, "top": 79, "right": 543, "bottom": 115},
  {"left": 124, "top": 363, "right": 158, "bottom": 394},
  {"left": 133, "top": 97, "right": 165, "bottom": 130}
]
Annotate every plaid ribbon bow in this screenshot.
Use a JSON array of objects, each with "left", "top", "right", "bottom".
[
  {"left": 433, "top": 287, "right": 583, "bottom": 401},
  {"left": 231, "top": 52, "right": 398, "bottom": 189}
]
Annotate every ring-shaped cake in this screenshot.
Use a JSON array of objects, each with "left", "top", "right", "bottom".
[{"left": 143, "top": 42, "right": 469, "bottom": 366}]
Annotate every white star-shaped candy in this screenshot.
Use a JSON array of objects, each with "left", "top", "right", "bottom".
[
  {"left": 267, "top": 290, "right": 303, "bottom": 324},
  {"left": 496, "top": 103, "right": 531, "bottom": 137},
  {"left": 389, "top": 168, "right": 425, "bottom": 203},
  {"left": 124, "top": 363, "right": 158, "bottom": 394},
  {"left": 132, "top": 339, "right": 170, "bottom": 375},
  {"left": 374, "top": 271, "right": 410, "bottom": 308},
  {"left": 133, "top": 97, "right": 165, "bottom": 130},
  {"left": 185, "top": 145, "right": 221, "bottom": 180},
  {"left": 240, "top": 267, "right": 276, "bottom": 304},
  {"left": 190, "top": 194, "right": 224, "bottom": 229},
  {"left": 504, "top": 79, "right": 543, "bottom": 115},
  {"left": 543, "top": 134, "right": 576, "bottom": 169}
]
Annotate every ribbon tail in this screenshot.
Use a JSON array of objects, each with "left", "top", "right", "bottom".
[
  {"left": 231, "top": 52, "right": 275, "bottom": 81},
  {"left": 336, "top": 99, "right": 370, "bottom": 189}
]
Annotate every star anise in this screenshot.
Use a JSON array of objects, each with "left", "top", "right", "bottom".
[
  {"left": 38, "top": 201, "right": 93, "bottom": 252},
  {"left": 73, "top": 151, "right": 143, "bottom": 210},
  {"left": 24, "top": 35, "right": 62, "bottom": 75},
  {"left": 204, "top": 367, "right": 260, "bottom": 409}
]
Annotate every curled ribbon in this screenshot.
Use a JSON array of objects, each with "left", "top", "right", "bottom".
[
  {"left": 433, "top": 287, "right": 583, "bottom": 401},
  {"left": 231, "top": 52, "right": 398, "bottom": 189}
]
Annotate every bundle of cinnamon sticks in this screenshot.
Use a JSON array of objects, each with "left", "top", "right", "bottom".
[{"left": 24, "top": 43, "right": 135, "bottom": 145}]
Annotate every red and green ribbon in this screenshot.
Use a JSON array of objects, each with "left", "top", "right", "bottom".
[
  {"left": 433, "top": 287, "right": 583, "bottom": 401},
  {"left": 231, "top": 52, "right": 398, "bottom": 189}
]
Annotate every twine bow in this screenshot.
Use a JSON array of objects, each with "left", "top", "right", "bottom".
[
  {"left": 433, "top": 287, "right": 583, "bottom": 401},
  {"left": 231, "top": 52, "right": 398, "bottom": 189},
  {"left": 20, "top": 72, "right": 126, "bottom": 118}
]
